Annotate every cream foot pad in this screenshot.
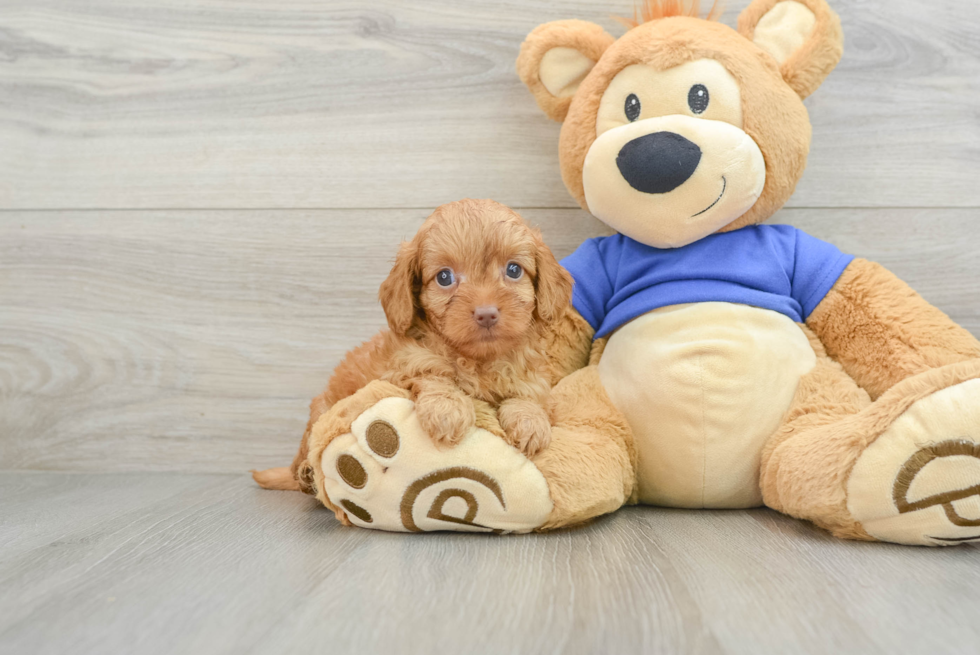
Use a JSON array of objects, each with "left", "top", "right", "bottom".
[
  {"left": 319, "top": 398, "right": 553, "bottom": 533},
  {"left": 848, "top": 379, "right": 980, "bottom": 546}
]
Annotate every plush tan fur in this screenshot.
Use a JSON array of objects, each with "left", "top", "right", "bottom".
[
  {"left": 517, "top": 3, "right": 835, "bottom": 234},
  {"left": 510, "top": 0, "right": 980, "bottom": 542},
  {"left": 738, "top": 0, "right": 843, "bottom": 99},
  {"left": 517, "top": 20, "right": 616, "bottom": 122},
  {"left": 759, "top": 328, "right": 874, "bottom": 538},
  {"left": 300, "top": 360, "right": 634, "bottom": 532},
  {"left": 762, "top": 357, "right": 980, "bottom": 540},
  {"left": 534, "top": 365, "right": 637, "bottom": 529},
  {"left": 757, "top": 262, "right": 980, "bottom": 539},
  {"left": 807, "top": 258, "right": 980, "bottom": 400}
]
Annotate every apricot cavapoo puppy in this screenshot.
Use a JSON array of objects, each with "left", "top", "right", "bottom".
[
  {"left": 375, "top": 198, "right": 573, "bottom": 455},
  {"left": 253, "top": 199, "right": 574, "bottom": 492}
]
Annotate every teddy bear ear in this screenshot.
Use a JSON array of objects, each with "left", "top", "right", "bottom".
[
  {"left": 738, "top": 0, "right": 843, "bottom": 99},
  {"left": 517, "top": 20, "right": 616, "bottom": 122}
]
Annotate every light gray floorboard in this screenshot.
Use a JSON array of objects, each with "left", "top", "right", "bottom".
[
  {"left": 0, "top": 472, "right": 977, "bottom": 655},
  {"left": 2, "top": 208, "right": 978, "bottom": 474},
  {"left": 0, "top": 0, "right": 978, "bottom": 209}
]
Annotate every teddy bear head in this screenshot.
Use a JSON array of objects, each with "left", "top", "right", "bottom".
[{"left": 517, "top": 0, "right": 843, "bottom": 248}]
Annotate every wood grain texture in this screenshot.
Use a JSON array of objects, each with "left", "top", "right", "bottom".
[
  {"left": 1, "top": 207, "right": 978, "bottom": 473},
  {"left": 0, "top": 0, "right": 978, "bottom": 209},
  {"left": 0, "top": 472, "right": 977, "bottom": 655}
]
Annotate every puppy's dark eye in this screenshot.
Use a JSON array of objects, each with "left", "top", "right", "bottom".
[
  {"left": 436, "top": 268, "right": 455, "bottom": 287},
  {"left": 624, "top": 93, "right": 641, "bottom": 122},
  {"left": 688, "top": 84, "right": 709, "bottom": 114},
  {"left": 505, "top": 263, "right": 523, "bottom": 280}
]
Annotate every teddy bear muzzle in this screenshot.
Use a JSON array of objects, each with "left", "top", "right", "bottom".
[{"left": 582, "top": 114, "right": 766, "bottom": 249}]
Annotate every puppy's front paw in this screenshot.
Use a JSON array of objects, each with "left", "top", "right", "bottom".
[
  {"left": 498, "top": 400, "right": 552, "bottom": 458},
  {"left": 414, "top": 391, "right": 476, "bottom": 448}
]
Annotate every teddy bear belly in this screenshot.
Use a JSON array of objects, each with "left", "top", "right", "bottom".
[{"left": 598, "top": 302, "right": 818, "bottom": 508}]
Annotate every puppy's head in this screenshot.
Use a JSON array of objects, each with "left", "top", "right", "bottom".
[{"left": 379, "top": 199, "right": 573, "bottom": 360}]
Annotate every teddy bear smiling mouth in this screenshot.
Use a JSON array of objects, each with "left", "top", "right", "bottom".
[{"left": 691, "top": 176, "right": 726, "bottom": 218}]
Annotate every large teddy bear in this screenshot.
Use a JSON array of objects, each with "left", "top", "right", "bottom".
[{"left": 273, "top": 0, "right": 980, "bottom": 546}]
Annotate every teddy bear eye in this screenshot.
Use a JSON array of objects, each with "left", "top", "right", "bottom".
[
  {"left": 688, "top": 84, "right": 709, "bottom": 114},
  {"left": 624, "top": 93, "right": 641, "bottom": 122},
  {"left": 436, "top": 268, "right": 455, "bottom": 287},
  {"left": 505, "top": 262, "right": 523, "bottom": 280}
]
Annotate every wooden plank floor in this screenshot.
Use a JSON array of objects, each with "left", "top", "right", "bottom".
[
  {"left": 0, "top": 472, "right": 977, "bottom": 655},
  {"left": 2, "top": 0, "right": 980, "bottom": 653}
]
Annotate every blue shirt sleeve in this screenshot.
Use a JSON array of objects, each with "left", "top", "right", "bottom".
[
  {"left": 787, "top": 228, "right": 854, "bottom": 319},
  {"left": 560, "top": 237, "right": 617, "bottom": 332}
]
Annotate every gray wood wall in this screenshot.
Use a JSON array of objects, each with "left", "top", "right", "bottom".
[{"left": 2, "top": 0, "right": 979, "bottom": 474}]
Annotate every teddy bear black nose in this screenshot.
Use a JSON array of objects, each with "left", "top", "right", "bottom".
[{"left": 616, "top": 131, "right": 702, "bottom": 194}]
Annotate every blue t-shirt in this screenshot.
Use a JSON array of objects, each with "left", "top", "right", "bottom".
[{"left": 560, "top": 225, "right": 854, "bottom": 338}]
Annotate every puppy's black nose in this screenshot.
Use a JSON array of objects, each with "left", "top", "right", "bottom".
[
  {"left": 473, "top": 306, "right": 499, "bottom": 328},
  {"left": 616, "top": 131, "right": 702, "bottom": 194}
]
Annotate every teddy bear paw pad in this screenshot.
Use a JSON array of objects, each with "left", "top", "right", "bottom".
[
  {"left": 319, "top": 397, "right": 553, "bottom": 533},
  {"left": 847, "top": 379, "right": 980, "bottom": 546}
]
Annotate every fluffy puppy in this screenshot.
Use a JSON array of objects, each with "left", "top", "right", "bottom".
[
  {"left": 376, "top": 198, "right": 573, "bottom": 455},
  {"left": 252, "top": 199, "right": 573, "bottom": 492}
]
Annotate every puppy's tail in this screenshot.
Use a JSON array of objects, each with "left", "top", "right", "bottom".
[{"left": 250, "top": 466, "right": 301, "bottom": 491}]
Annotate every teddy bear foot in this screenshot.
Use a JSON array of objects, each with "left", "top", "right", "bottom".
[
  {"left": 847, "top": 377, "right": 980, "bottom": 546},
  {"left": 318, "top": 397, "right": 553, "bottom": 533}
]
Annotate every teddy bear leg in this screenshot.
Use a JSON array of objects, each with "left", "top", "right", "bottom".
[
  {"left": 759, "top": 350, "right": 873, "bottom": 539},
  {"left": 762, "top": 356, "right": 980, "bottom": 546},
  {"left": 533, "top": 365, "right": 636, "bottom": 530},
  {"left": 306, "top": 367, "right": 635, "bottom": 533}
]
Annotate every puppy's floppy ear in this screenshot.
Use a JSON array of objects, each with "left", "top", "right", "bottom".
[
  {"left": 532, "top": 230, "right": 574, "bottom": 323},
  {"left": 378, "top": 237, "right": 422, "bottom": 335},
  {"left": 738, "top": 0, "right": 843, "bottom": 99},
  {"left": 517, "top": 20, "right": 615, "bottom": 122}
]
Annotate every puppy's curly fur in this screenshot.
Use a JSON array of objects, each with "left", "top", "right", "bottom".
[{"left": 253, "top": 199, "right": 574, "bottom": 493}]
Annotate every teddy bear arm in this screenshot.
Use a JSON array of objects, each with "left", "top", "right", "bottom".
[{"left": 806, "top": 257, "right": 980, "bottom": 399}]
